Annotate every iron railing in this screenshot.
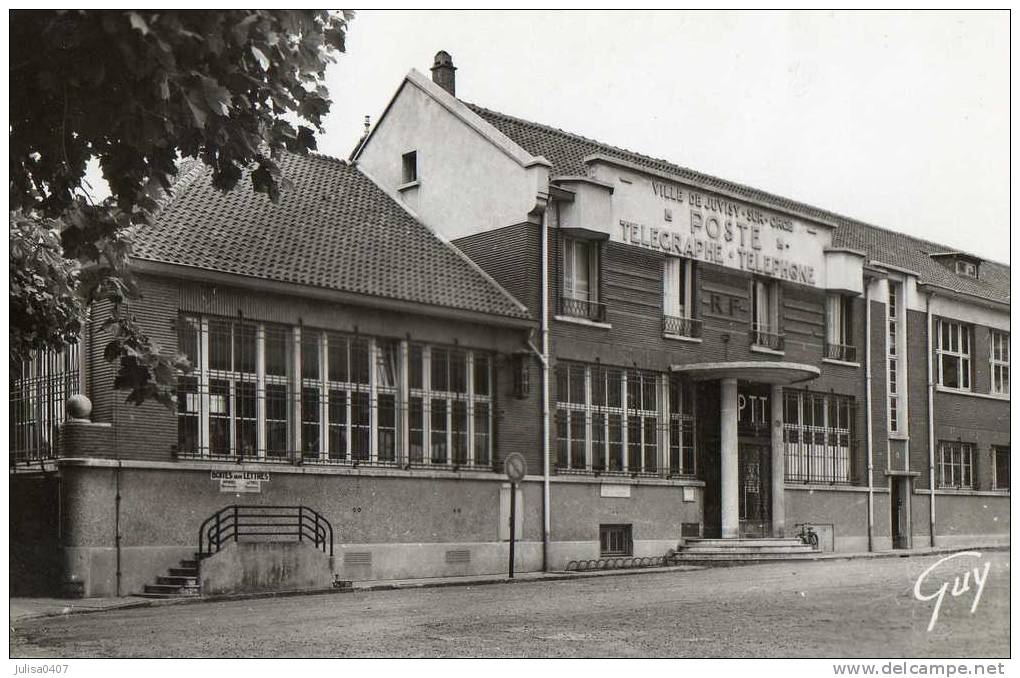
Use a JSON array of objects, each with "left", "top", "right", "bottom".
[
  {"left": 198, "top": 505, "right": 334, "bottom": 558},
  {"left": 750, "top": 325, "right": 785, "bottom": 351},
  {"left": 10, "top": 345, "right": 80, "bottom": 464},
  {"left": 559, "top": 296, "right": 607, "bottom": 323},
  {"left": 824, "top": 342, "right": 858, "bottom": 363},
  {"left": 663, "top": 315, "right": 703, "bottom": 339}
]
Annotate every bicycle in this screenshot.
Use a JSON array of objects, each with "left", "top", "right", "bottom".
[{"left": 797, "top": 523, "right": 820, "bottom": 549}]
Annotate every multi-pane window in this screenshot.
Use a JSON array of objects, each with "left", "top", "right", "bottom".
[
  {"left": 750, "top": 279, "right": 782, "bottom": 349},
  {"left": 599, "top": 524, "right": 633, "bottom": 557},
  {"left": 994, "top": 447, "right": 1010, "bottom": 491},
  {"left": 554, "top": 362, "right": 694, "bottom": 477},
  {"left": 887, "top": 282, "right": 901, "bottom": 434},
  {"left": 626, "top": 370, "right": 659, "bottom": 474},
  {"left": 937, "top": 320, "right": 972, "bottom": 390},
  {"left": 561, "top": 236, "right": 603, "bottom": 321},
  {"left": 783, "top": 390, "right": 856, "bottom": 484},
  {"left": 668, "top": 377, "right": 696, "bottom": 476},
  {"left": 407, "top": 345, "right": 492, "bottom": 467},
  {"left": 663, "top": 257, "right": 699, "bottom": 338},
  {"left": 990, "top": 331, "right": 1009, "bottom": 395},
  {"left": 825, "top": 293, "right": 856, "bottom": 362},
  {"left": 10, "top": 344, "right": 81, "bottom": 463},
  {"left": 938, "top": 441, "right": 974, "bottom": 489},
  {"left": 176, "top": 315, "right": 493, "bottom": 468}
]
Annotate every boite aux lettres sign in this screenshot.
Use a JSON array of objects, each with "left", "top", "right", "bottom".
[{"left": 211, "top": 470, "right": 270, "bottom": 494}]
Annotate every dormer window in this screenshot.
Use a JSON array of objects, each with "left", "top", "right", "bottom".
[
  {"left": 955, "top": 260, "right": 978, "bottom": 278},
  {"left": 401, "top": 151, "right": 418, "bottom": 184},
  {"left": 930, "top": 251, "right": 980, "bottom": 279}
]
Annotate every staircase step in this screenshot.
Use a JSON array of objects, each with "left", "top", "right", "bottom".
[
  {"left": 158, "top": 575, "right": 198, "bottom": 586},
  {"left": 169, "top": 567, "right": 199, "bottom": 577},
  {"left": 672, "top": 552, "right": 821, "bottom": 562},
  {"left": 144, "top": 583, "right": 200, "bottom": 594},
  {"left": 683, "top": 543, "right": 816, "bottom": 551},
  {"left": 179, "top": 560, "right": 200, "bottom": 569},
  {"left": 684, "top": 538, "right": 807, "bottom": 548},
  {"left": 135, "top": 591, "right": 201, "bottom": 599},
  {"left": 680, "top": 547, "right": 816, "bottom": 555}
]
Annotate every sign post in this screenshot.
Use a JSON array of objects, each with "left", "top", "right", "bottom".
[{"left": 504, "top": 452, "right": 527, "bottom": 579}]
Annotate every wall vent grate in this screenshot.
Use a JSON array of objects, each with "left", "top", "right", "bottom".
[
  {"left": 445, "top": 549, "right": 471, "bottom": 564},
  {"left": 344, "top": 551, "right": 373, "bottom": 565}
]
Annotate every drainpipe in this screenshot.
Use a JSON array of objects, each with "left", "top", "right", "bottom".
[
  {"left": 540, "top": 204, "right": 551, "bottom": 571},
  {"left": 864, "top": 279, "right": 874, "bottom": 552},
  {"left": 925, "top": 292, "right": 937, "bottom": 546},
  {"left": 115, "top": 459, "right": 123, "bottom": 597}
]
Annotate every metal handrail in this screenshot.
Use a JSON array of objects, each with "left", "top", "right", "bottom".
[{"left": 198, "top": 505, "right": 334, "bottom": 559}]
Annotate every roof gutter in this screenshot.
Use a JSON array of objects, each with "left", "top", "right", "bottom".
[{"left": 131, "top": 258, "right": 537, "bottom": 331}]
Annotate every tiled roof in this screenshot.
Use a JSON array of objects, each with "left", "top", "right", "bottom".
[
  {"left": 133, "top": 153, "right": 532, "bottom": 322},
  {"left": 832, "top": 222, "right": 1009, "bottom": 304},
  {"left": 466, "top": 103, "right": 1009, "bottom": 305}
]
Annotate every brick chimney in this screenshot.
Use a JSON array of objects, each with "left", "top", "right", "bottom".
[{"left": 431, "top": 50, "right": 456, "bottom": 96}]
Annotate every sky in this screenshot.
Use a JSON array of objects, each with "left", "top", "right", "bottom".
[{"left": 315, "top": 10, "right": 1009, "bottom": 263}]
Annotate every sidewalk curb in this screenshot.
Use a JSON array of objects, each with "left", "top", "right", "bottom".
[{"left": 11, "top": 544, "right": 1008, "bottom": 622}]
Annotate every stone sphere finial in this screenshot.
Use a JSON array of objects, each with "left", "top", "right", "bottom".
[{"left": 66, "top": 394, "right": 92, "bottom": 421}]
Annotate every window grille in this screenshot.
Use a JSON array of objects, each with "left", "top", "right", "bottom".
[
  {"left": 783, "top": 390, "right": 858, "bottom": 484},
  {"left": 938, "top": 441, "right": 975, "bottom": 489}
]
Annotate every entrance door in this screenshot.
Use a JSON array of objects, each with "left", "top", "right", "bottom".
[
  {"left": 739, "top": 441, "right": 772, "bottom": 537},
  {"left": 891, "top": 478, "right": 910, "bottom": 549}
]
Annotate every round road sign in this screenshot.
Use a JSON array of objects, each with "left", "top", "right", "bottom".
[{"left": 504, "top": 452, "right": 527, "bottom": 483}]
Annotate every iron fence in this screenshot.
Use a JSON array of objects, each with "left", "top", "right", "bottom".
[{"left": 10, "top": 345, "right": 80, "bottom": 464}]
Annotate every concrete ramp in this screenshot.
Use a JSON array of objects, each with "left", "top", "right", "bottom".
[{"left": 199, "top": 541, "right": 333, "bottom": 596}]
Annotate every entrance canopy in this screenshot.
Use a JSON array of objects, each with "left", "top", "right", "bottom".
[{"left": 670, "top": 361, "right": 820, "bottom": 385}]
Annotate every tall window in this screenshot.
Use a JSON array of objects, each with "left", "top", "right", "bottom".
[
  {"left": 10, "top": 344, "right": 81, "bottom": 463},
  {"left": 407, "top": 345, "right": 492, "bottom": 468},
  {"left": 937, "top": 320, "right": 972, "bottom": 390},
  {"left": 176, "top": 315, "right": 493, "bottom": 468},
  {"left": 668, "top": 377, "right": 696, "bottom": 476},
  {"left": 825, "top": 293, "right": 856, "bottom": 362},
  {"left": 938, "top": 441, "right": 974, "bottom": 489},
  {"left": 561, "top": 236, "right": 603, "bottom": 321},
  {"left": 663, "top": 257, "right": 699, "bottom": 338},
  {"left": 994, "top": 446, "right": 1010, "bottom": 491},
  {"left": 626, "top": 370, "right": 659, "bottom": 474},
  {"left": 783, "top": 390, "right": 856, "bottom": 484},
  {"left": 750, "top": 279, "right": 782, "bottom": 350},
  {"left": 990, "top": 331, "right": 1009, "bottom": 395},
  {"left": 887, "top": 282, "right": 901, "bottom": 434},
  {"left": 554, "top": 362, "right": 693, "bottom": 477}
]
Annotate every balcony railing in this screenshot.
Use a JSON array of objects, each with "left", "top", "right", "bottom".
[
  {"left": 560, "top": 296, "right": 607, "bottom": 323},
  {"left": 663, "top": 315, "right": 703, "bottom": 339},
  {"left": 750, "top": 325, "right": 785, "bottom": 351},
  {"left": 825, "top": 342, "right": 858, "bottom": 363}
]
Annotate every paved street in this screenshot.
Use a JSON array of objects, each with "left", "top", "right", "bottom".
[{"left": 10, "top": 551, "right": 1009, "bottom": 658}]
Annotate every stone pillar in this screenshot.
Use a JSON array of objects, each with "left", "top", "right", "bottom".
[
  {"left": 771, "top": 384, "right": 786, "bottom": 537},
  {"left": 720, "top": 378, "right": 739, "bottom": 539}
]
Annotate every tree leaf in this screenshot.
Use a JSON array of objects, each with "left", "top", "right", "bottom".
[
  {"left": 128, "top": 11, "right": 149, "bottom": 36},
  {"left": 251, "top": 45, "right": 269, "bottom": 71}
]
